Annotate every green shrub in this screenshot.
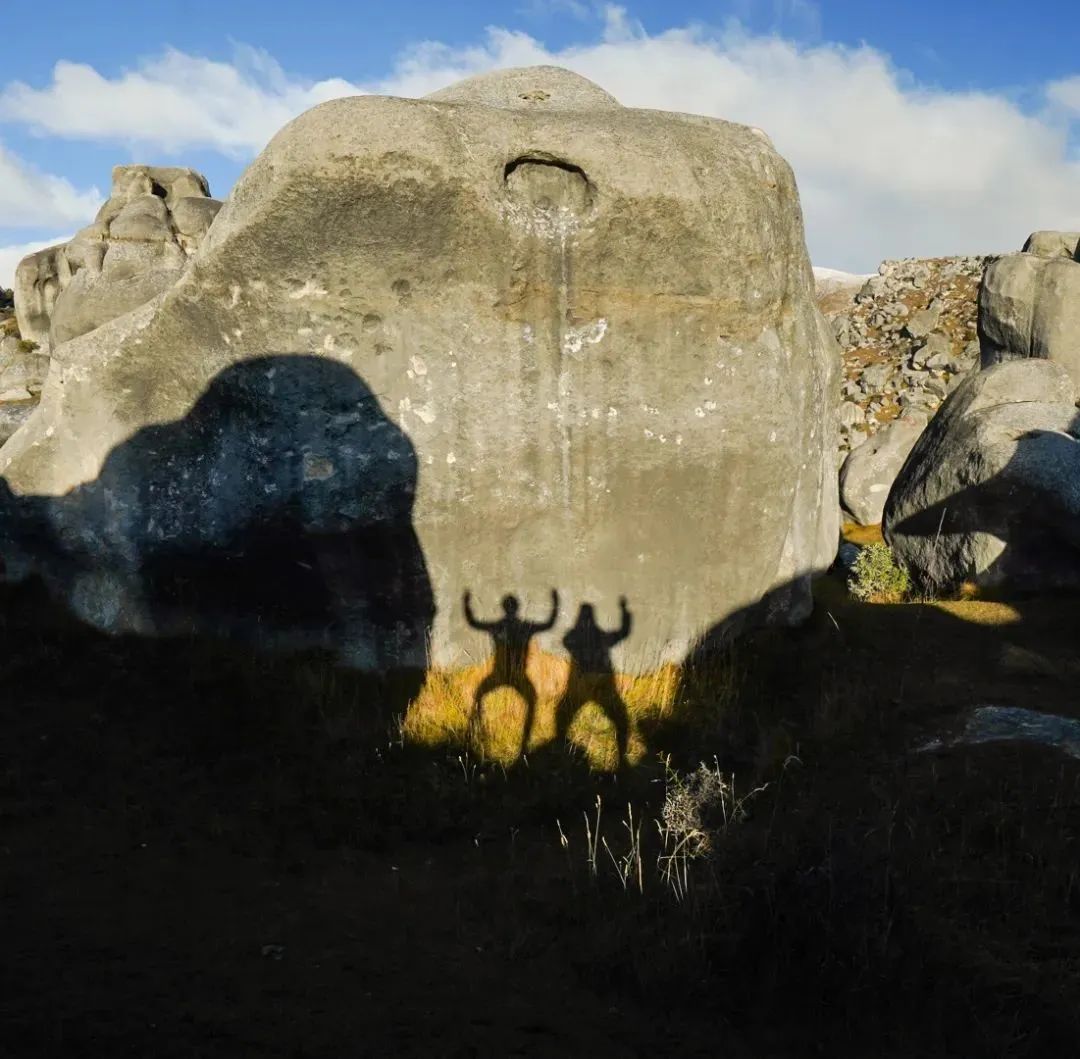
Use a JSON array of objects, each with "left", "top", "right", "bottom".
[
  {"left": 847, "top": 542, "right": 910, "bottom": 603},
  {"left": 15, "top": 339, "right": 38, "bottom": 354}
]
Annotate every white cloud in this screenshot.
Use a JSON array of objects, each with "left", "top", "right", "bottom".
[
  {"left": 1047, "top": 75, "right": 1080, "bottom": 114},
  {"left": 0, "top": 46, "right": 360, "bottom": 157},
  {"left": 0, "top": 234, "right": 72, "bottom": 290},
  {"left": 2, "top": 10, "right": 1080, "bottom": 270},
  {"left": 370, "top": 8, "right": 1080, "bottom": 269},
  {"left": 0, "top": 141, "right": 101, "bottom": 230}
]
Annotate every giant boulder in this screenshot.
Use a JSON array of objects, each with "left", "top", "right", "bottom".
[
  {"left": 883, "top": 360, "right": 1080, "bottom": 592},
  {"left": 14, "top": 165, "right": 222, "bottom": 352},
  {"left": 0, "top": 66, "right": 839, "bottom": 670}
]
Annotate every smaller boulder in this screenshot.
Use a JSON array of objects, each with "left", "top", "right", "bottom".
[
  {"left": 1021, "top": 231, "right": 1080, "bottom": 259},
  {"left": 840, "top": 409, "right": 928, "bottom": 526},
  {"left": 884, "top": 360, "right": 1080, "bottom": 592},
  {"left": 903, "top": 304, "right": 942, "bottom": 340},
  {"left": 911, "top": 330, "right": 950, "bottom": 367},
  {"left": 979, "top": 253, "right": 1080, "bottom": 389}
]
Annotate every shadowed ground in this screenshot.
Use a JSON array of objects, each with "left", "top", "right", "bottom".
[{"left": 3, "top": 561, "right": 1080, "bottom": 1056}]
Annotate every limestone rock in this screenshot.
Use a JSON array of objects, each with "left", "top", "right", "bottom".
[
  {"left": 819, "top": 256, "right": 989, "bottom": 460},
  {"left": 903, "top": 304, "right": 942, "bottom": 340},
  {"left": 1021, "top": 231, "right": 1080, "bottom": 259},
  {"left": 14, "top": 165, "right": 222, "bottom": 352},
  {"left": 883, "top": 360, "right": 1080, "bottom": 592},
  {"left": 425, "top": 65, "right": 621, "bottom": 111},
  {"left": 0, "top": 66, "right": 838, "bottom": 669},
  {"left": 840, "top": 409, "right": 928, "bottom": 526},
  {"left": 979, "top": 253, "right": 1080, "bottom": 389}
]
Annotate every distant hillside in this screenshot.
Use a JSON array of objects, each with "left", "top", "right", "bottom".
[{"left": 817, "top": 256, "right": 993, "bottom": 459}]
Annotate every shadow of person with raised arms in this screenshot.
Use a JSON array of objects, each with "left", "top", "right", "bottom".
[
  {"left": 555, "top": 598, "right": 633, "bottom": 767},
  {"left": 464, "top": 589, "right": 559, "bottom": 760}
]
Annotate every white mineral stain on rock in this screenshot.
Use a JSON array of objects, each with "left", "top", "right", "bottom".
[
  {"left": 562, "top": 319, "right": 608, "bottom": 358},
  {"left": 409, "top": 355, "right": 428, "bottom": 376}
]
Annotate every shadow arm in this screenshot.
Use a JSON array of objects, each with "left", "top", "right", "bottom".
[
  {"left": 612, "top": 597, "right": 633, "bottom": 643},
  {"left": 535, "top": 589, "right": 560, "bottom": 632},
  {"left": 463, "top": 591, "right": 494, "bottom": 631}
]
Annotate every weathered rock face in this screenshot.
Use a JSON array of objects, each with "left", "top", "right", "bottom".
[
  {"left": 839, "top": 409, "right": 927, "bottom": 526},
  {"left": 1021, "top": 230, "right": 1080, "bottom": 259},
  {"left": 883, "top": 360, "right": 1080, "bottom": 593},
  {"left": 14, "top": 165, "right": 222, "bottom": 352},
  {"left": 979, "top": 252, "right": 1080, "bottom": 389},
  {"left": 0, "top": 66, "right": 838, "bottom": 669}
]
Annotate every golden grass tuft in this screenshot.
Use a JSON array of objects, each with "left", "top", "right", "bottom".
[{"left": 402, "top": 646, "right": 684, "bottom": 770}]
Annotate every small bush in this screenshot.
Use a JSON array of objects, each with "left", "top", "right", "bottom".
[
  {"left": 15, "top": 339, "right": 38, "bottom": 354},
  {"left": 847, "top": 542, "right": 910, "bottom": 603}
]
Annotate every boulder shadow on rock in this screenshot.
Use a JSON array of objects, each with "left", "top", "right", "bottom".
[{"left": 0, "top": 354, "right": 435, "bottom": 671}]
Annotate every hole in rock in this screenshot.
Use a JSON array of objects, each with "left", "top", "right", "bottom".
[{"left": 504, "top": 157, "right": 592, "bottom": 215}]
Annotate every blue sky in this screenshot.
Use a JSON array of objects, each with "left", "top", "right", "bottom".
[{"left": 3, "top": 0, "right": 1080, "bottom": 281}]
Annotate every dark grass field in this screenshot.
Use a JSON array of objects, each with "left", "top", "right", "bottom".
[{"left": 3, "top": 568, "right": 1080, "bottom": 1057}]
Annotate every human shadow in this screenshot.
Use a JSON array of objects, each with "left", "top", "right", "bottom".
[
  {"left": 464, "top": 589, "right": 558, "bottom": 759},
  {"left": 0, "top": 354, "right": 434, "bottom": 675},
  {"left": 554, "top": 598, "right": 633, "bottom": 767}
]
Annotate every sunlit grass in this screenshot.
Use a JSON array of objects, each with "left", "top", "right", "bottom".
[{"left": 402, "top": 647, "right": 685, "bottom": 770}]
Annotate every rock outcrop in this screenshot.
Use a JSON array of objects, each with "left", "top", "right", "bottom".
[
  {"left": 0, "top": 66, "right": 838, "bottom": 669},
  {"left": 14, "top": 165, "right": 222, "bottom": 352},
  {"left": 1021, "top": 231, "right": 1080, "bottom": 258},
  {"left": 819, "top": 256, "right": 990, "bottom": 464},
  {"left": 883, "top": 360, "right": 1080, "bottom": 593},
  {"left": 979, "top": 239, "right": 1080, "bottom": 389}
]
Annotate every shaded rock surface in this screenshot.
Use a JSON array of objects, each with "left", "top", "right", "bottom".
[
  {"left": 819, "top": 256, "right": 992, "bottom": 464},
  {"left": 14, "top": 165, "right": 222, "bottom": 352},
  {"left": 0, "top": 66, "right": 838, "bottom": 670},
  {"left": 883, "top": 359, "right": 1080, "bottom": 593}
]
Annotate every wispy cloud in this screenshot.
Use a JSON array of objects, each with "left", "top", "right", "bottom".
[
  {"left": 0, "top": 141, "right": 101, "bottom": 230},
  {"left": 0, "top": 46, "right": 360, "bottom": 157}
]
